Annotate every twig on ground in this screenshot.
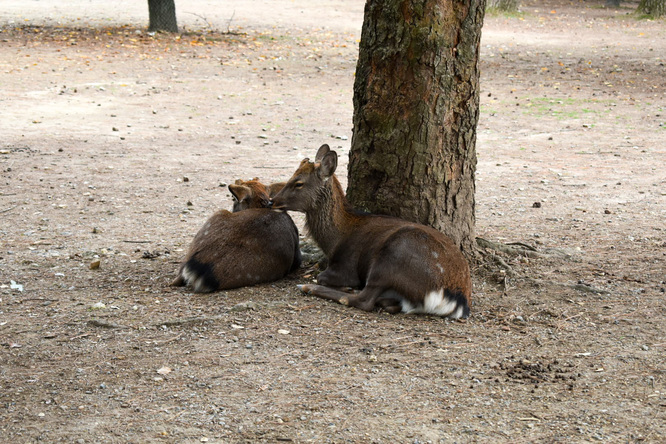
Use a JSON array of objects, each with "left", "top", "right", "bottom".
[
  {"left": 525, "top": 277, "right": 607, "bottom": 294},
  {"left": 88, "top": 319, "right": 126, "bottom": 329},
  {"left": 69, "top": 333, "right": 91, "bottom": 341},
  {"left": 0, "top": 206, "right": 17, "bottom": 214},
  {"left": 153, "top": 315, "right": 225, "bottom": 327},
  {"left": 184, "top": 12, "right": 212, "bottom": 30},
  {"left": 226, "top": 10, "right": 236, "bottom": 33},
  {"left": 154, "top": 333, "right": 185, "bottom": 345}
]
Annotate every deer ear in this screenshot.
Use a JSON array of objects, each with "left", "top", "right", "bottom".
[
  {"left": 315, "top": 144, "right": 331, "bottom": 163},
  {"left": 228, "top": 184, "right": 251, "bottom": 202},
  {"left": 267, "top": 182, "right": 286, "bottom": 198},
  {"left": 234, "top": 179, "right": 244, "bottom": 185},
  {"left": 318, "top": 151, "right": 338, "bottom": 179}
]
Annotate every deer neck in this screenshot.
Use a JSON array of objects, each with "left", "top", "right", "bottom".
[{"left": 304, "top": 176, "right": 354, "bottom": 257}]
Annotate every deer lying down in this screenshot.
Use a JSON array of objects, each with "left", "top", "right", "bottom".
[
  {"left": 171, "top": 179, "right": 301, "bottom": 293},
  {"left": 270, "top": 145, "right": 472, "bottom": 318}
]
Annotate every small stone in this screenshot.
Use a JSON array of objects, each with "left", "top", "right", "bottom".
[
  {"left": 231, "top": 301, "right": 257, "bottom": 312},
  {"left": 90, "top": 260, "right": 101, "bottom": 270},
  {"left": 532, "top": 202, "right": 542, "bottom": 208}
]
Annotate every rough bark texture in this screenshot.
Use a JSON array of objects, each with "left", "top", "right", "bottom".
[
  {"left": 148, "top": 0, "right": 178, "bottom": 33},
  {"left": 637, "top": 0, "right": 665, "bottom": 17},
  {"left": 347, "top": 0, "right": 486, "bottom": 257}
]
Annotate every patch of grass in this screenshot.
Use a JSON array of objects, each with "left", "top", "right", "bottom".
[
  {"left": 485, "top": 8, "right": 526, "bottom": 19},
  {"left": 519, "top": 97, "right": 610, "bottom": 120}
]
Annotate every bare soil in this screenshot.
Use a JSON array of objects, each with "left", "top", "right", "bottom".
[{"left": 1, "top": 1, "right": 664, "bottom": 442}]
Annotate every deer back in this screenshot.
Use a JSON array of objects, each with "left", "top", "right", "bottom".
[{"left": 173, "top": 179, "right": 301, "bottom": 292}]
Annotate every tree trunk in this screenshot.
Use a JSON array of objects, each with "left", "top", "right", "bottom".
[
  {"left": 148, "top": 0, "right": 178, "bottom": 33},
  {"left": 637, "top": 0, "right": 665, "bottom": 17},
  {"left": 347, "top": 0, "right": 485, "bottom": 257}
]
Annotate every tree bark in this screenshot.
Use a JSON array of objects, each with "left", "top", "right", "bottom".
[
  {"left": 637, "top": 0, "right": 665, "bottom": 17},
  {"left": 347, "top": 0, "right": 485, "bottom": 257},
  {"left": 148, "top": 0, "right": 178, "bottom": 33}
]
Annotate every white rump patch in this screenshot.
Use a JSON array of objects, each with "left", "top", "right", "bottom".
[
  {"left": 401, "top": 289, "right": 462, "bottom": 318},
  {"left": 181, "top": 264, "right": 210, "bottom": 293}
]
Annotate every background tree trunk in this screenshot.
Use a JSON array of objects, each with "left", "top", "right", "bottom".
[
  {"left": 148, "top": 0, "right": 178, "bottom": 33},
  {"left": 487, "top": 0, "right": 518, "bottom": 12},
  {"left": 637, "top": 0, "right": 665, "bottom": 17},
  {"left": 347, "top": 0, "right": 486, "bottom": 257}
]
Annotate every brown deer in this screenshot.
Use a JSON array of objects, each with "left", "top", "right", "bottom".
[
  {"left": 270, "top": 145, "right": 471, "bottom": 318},
  {"left": 171, "top": 178, "right": 301, "bottom": 293}
]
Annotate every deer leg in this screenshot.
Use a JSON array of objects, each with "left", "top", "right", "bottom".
[
  {"left": 316, "top": 264, "right": 361, "bottom": 289},
  {"left": 376, "top": 295, "right": 403, "bottom": 314},
  {"left": 170, "top": 274, "right": 185, "bottom": 287},
  {"left": 299, "top": 284, "right": 352, "bottom": 303},
  {"left": 300, "top": 284, "right": 382, "bottom": 312}
]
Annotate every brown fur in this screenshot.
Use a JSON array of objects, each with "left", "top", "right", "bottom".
[
  {"left": 171, "top": 179, "right": 301, "bottom": 293},
  {"left": 270, "top": 145, "right": 471, "bottom": 318}
]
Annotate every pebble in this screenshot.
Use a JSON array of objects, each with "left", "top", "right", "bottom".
[{"left": 231, "top": 301, "right": 257, "bottom": 312}]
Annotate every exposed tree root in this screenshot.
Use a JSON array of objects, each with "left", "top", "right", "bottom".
[
  {"left": 478, "top": 237, "right": 567, "bottom": 259},
  {"left": 524, "top": 278, "right": 608, "bottom": 294},
  {"left": 476, "top": 237, "right": 607, "bottom": 295},
  {"left": 88, "top": 319, "right": 126, "bottom": 329},
  {"left": 153, "top": 315, "right": 226, "bottom": 327}
]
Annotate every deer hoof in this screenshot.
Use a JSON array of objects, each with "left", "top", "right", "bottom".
[{"left": 298, "top": 284, "right": 314, "bottom": 294}]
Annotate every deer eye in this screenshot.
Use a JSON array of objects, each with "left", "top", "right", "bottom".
[{"left": 294, "top": 182, "right": 304, "bottom": 189}]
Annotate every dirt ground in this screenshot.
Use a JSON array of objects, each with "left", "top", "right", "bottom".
[{"left": 1, "top": 0, "right": 664, "bottom": 442}]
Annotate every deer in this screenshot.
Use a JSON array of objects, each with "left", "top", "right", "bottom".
[
  {"left": 171, "top": 178, "right": 301, "bottom": 293},
  {"left": 269, "top": 144, "right": 472, "bottom": 318}
]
